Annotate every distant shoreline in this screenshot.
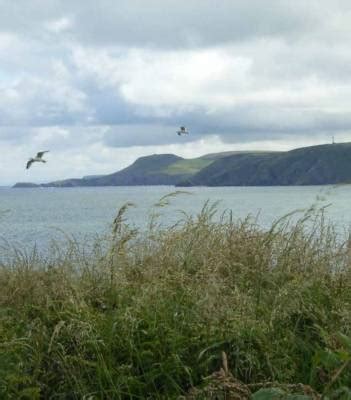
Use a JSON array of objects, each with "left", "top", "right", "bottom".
[{"left": 13, "top": 142, "right": 351, "bottom": 188}]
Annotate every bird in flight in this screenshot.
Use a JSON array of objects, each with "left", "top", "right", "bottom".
[
  {"left": 26, "top": 151, "right": 49, "bottom": 169},
  {"left": 177, "top": 126, "right": 189, "bottom": 136}
]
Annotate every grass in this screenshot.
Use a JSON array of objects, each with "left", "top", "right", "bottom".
[
  {"left": 0, "top": 197, "right": 351, "bottom": 399},
  {"left": 165, "top": 159, "right": 214, "bottom": 176}
]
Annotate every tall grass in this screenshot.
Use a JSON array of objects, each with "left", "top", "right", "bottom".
[{"left": 0, "top": 199, "right": 350, "bottom": 399}]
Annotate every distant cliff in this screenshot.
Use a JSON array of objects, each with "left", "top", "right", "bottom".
[
  {"left": 40, "top": 154, "right": 194, "bottom": 187},
  {"left": 178, "top": 143, "right": 351, "bottom": 186},
  {"left": 13, "top": 182, "right": 40, "bottom": 188},
  {"left": 13, "top": 143, "right": 351, "bottom": 188}
]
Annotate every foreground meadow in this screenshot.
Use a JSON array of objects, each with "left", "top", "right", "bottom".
[{"left": 0, "top": 197, "right": 351, "bottom": 399}]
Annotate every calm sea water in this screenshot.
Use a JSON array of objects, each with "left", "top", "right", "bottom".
[{"left": 0, "top": 185, "right": 350, "bottom": 252}]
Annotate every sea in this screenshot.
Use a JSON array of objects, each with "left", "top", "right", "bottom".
[{"left": 0, "top": 185, "right": 350, "bottom": 253}]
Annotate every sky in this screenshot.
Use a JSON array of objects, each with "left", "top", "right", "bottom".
[{"left": 1, "top": 0, "right": 351, "bottom": 185}]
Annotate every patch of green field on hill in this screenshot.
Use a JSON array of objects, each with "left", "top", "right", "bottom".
[{"left": 165, "top": 158, "right": 214, "bottom": 175}]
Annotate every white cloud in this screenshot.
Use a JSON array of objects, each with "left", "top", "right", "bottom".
[
  {"left": 0, "top": 69, "right": 91, "bottom": 126},
  {"left": 44, "top": 16, "right": 74, "bottom": 33},
  {"left": 71, "top": 42, "right": 351, "bottom": 136}
]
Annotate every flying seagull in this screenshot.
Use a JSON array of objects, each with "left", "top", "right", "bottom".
[
  {"left": 177, "top": 126, "right": 189, "bottom": 136},
  {"left": 26, "top": 151, "right": 49, "bottom": 169}
]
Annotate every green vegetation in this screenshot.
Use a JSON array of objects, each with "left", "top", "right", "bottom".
[
  {"left": 1, "top": 198, "right": 351, "bottom": 398},
  {"left": 179, "top": 143, "right": 351, "bottom": 186},
  {"left": 198, "top": 150, "right": 278, "bottom": 160},
  {"left": 165, "top": 158, "right": 214, "bottom": 176}
]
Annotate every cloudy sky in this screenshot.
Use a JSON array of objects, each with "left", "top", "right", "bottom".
[{"left": 1, "top": 0, "right": 351, "bottom": 184}]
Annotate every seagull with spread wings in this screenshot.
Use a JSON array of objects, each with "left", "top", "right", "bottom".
[
  {"left": 177, "top": 126, "right": 189, "bottom": 136},
  {"left": 26, "top": 151, "right": 49, "bottom": 169}
]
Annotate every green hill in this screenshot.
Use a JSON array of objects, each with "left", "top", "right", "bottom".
[
  {"left": 13, "top": 143, "right": 351, "bottom": 188},
  {"left": 178, "top": 143, "right": 351, "bottom": 186},
  {"left": 30, "top": 154, "right": 221, "bottom": 188},
  {"left": 90, "top": 154, "right": 187, "bottom": 186},
  {"left": 12, "top": 182, "right": 40, "bottom": 188},
  {"left": 41, "top": 154, "right": 187, "bottom": 187}
]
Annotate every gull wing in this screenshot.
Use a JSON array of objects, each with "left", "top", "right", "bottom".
[
  {"left": 26, "top": 159, "right": 34, "bottom": 169},
  {"left": 36, "top": 150, "right": 49, "bottom": 159}
]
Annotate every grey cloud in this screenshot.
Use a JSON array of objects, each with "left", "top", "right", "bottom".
[
  {"left": 0, "top": 0, "right": 336, "bottom": 48},
  {"left": 0, "top": 76, "right": 91, "bottom": 126},
  {"left": 104, "top": 124, "right": 195, "bottom": 147},
  {"left": 0, "top": 126, "right": 102, "bottom": 147},
  {"left": 0, "top": 127, "right": 32, "bottom": 142},
  {"left": 103, "top": 106, "right": 351, "bottom": 148},
  {"left": 1, "top": 1, "right": 351, "bottom": 151},
  {"left": 80, "top": 82, "right": 144, "bottom": 125},
  {"left": 60, "top": 0, "right": 323, "bottom": 48}
]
